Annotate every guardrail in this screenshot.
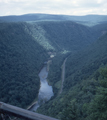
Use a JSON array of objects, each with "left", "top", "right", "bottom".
[{"left": 0, "top": 102, "right": 59, "bottom": 120}]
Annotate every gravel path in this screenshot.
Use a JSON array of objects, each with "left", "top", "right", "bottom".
[{"left": 59, "top": 58, "right": 67, "bottom": 95}]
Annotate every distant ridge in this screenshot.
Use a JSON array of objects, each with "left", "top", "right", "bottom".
[{"left": 0, "top": 13, "right": 107, "bottom": 26}]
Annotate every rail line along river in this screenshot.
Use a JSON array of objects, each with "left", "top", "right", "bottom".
[{"left": 30, "top": 63, "right": 54, "bottom": 111}]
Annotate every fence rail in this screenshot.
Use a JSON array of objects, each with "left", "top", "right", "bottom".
[{"left": 0, "top": 102, "right": 58, "bottom": 120}]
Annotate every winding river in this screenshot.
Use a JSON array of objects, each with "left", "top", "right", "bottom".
[{"left": 30, "top": 64, "right": 54, "bottom": 111}]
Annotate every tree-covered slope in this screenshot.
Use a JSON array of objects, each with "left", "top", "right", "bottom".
[
  {"left": 0, "top": 22, "right": 48, "bottom": 108},
  {"left": 0, "top": 20, "right": 100, "bottom": 109},
  {"left": 65, "top": 32, "right": 107, "bottom": 89},
  {"left": 92, "top": 22, "right": 107, "bottom": 37},
  {"left": 37, "top": 32, "right": 107, "bottom": 120},
  {"left": 29, "top": 21, "right": 100, "bottom": 52},
  {"left": 0, "top": 16, "right": 107, "bottom": 120}
]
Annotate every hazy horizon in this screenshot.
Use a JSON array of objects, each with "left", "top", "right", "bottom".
[
  {"left": 0, "top": 0, "right": 107, "bottom": 17},
  {"left": 0, "top": 13, "right": 107, "bottom": 17}
]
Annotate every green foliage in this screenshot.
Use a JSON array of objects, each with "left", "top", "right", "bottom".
[
  {"left": 38, "top": 21, "right": 99, "bottom": 52},
  {"left": 64, "top": 33, "right": 107, "bottom": 91},
  {"left": 47, "top": 52, "right": 69, "bottom": 96},
  {"left": 61, "top": 99, "right": 78, "bottom": 120},
  {"left": 25, "top": 23, "right": 55, "bottom": 50},
  {"left": 99, "top": 67, "right": 107, "bottom": 78},
  {"left": 87, "top": 67, "right": 107, "bottom": 120},
  {"left": 37, "top": 31, "right": 107, "bottom": 120},
  {"left": 1, "top": 17, "right": 107, "bottom": 120},
  {"left": 0, "top": 22, "right": 48, "bottom": 108}
]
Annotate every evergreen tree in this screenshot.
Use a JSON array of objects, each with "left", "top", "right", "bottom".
[{"left": 88, "top": 67, "right": 107, "bottom": 120}]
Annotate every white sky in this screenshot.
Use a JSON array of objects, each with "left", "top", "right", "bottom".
[{"left": 0, "top": 0, "right": 107, "bottom": 16}]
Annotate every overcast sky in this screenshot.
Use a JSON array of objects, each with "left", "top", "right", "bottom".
[{"left": 0, "top": 0, "right": 107, "bottom": 16}]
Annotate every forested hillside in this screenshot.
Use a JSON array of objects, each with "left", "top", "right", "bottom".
[
  {"left": 36, "top": 21, "right": 98, "bottom": 51},
  {"left": 0, "top": 22, "right": 48, "bottom": 108},
  {"left": 0, "top": 15, "right": 107, "bottom": 120},
  {"left": 1, "top": 20, "right": 99, "bottom": 109},
  {"left": 65, "top": 32, "right": 107, "bottom": 89},
  {"left": 26, "top": 21, "right": 101, "bottom": 52},
  {"left": 37, "top": 30, "right": 107, "bottom": 120}
]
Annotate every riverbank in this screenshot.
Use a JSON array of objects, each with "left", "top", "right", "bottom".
[
  {"left": 27, "top": 100, "right": 37, "bottom": 110},
  {"left": 27, "top": 52, "right": 55, "bottom": 112},
  {"left": 28, "top": 58, "right": 54, "bottom": 111}
]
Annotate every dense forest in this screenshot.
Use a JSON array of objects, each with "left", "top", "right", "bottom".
[
  {"left": 0, "top": 14, "right": 107, "bottom": 120},
  {"left": 37, "top": 26, "right": 107, "bottom": 120},
  {"left": 0, "top": 22, "right": 48, "bottom": 108}
]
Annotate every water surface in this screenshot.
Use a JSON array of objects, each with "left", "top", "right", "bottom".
[{"left": 31, "top": 65, "right": 54, "bottom": 111}]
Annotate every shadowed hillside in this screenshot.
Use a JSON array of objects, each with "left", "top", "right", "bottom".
[
  {"left": 37, "top": 25, "right": 107, "bottom": 120},
  {"left": 0, "top": 22, "right": 48, "bottom": 108},
  {"left": 65, "top": 32, "right": 107, "bottom": 89}
]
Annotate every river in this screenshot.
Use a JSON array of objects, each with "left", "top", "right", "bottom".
[{"left": 30, "top": 64, "right": 54, "bottom": 111}]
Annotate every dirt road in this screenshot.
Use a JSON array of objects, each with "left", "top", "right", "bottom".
[{"left": 59, "top": 58, "right": 67, "bottom": 95}]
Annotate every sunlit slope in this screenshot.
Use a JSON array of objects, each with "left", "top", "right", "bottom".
[
  {"left": 24, "top": 23, "right": 55, "bottom": 51},
  {"left": 26, "top": 21, "right": 100, "bottom": 52}
]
